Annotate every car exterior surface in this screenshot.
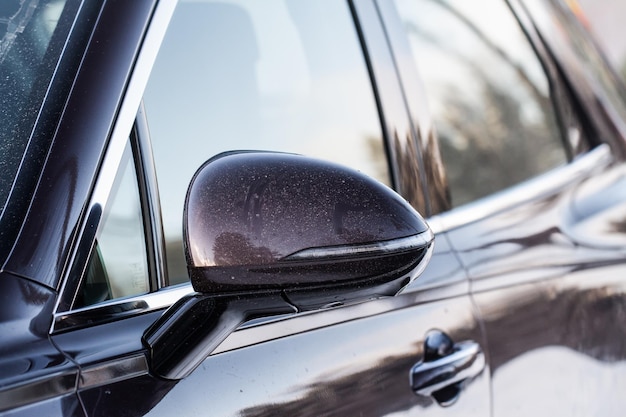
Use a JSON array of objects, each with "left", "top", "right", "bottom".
[{"left": 1, "top": 0, "right": 626, "bottom": 416}]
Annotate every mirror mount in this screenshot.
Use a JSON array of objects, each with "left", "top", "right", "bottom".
[{"left": 144, "top": 292, "right": 295, "bottom": 380}]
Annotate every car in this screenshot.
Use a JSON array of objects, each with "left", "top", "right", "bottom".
[{"left": 1, "top": 0, "right": 626, "bottom": 415}]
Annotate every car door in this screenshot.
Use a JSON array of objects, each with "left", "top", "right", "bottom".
[
  {"left": 383, "top": 0, "right": 626, "bottom": 415},
  {"left": 45, "top": 0, "right": 492, "bottom": 416}
]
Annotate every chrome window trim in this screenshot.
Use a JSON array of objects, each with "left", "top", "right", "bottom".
[
  {"left": 79, "top": 353, "right": 149, "bottom": 389},
  {"left": 286, "top": 232, "right": 434, "bottom": 260},
  {"left": 52, "top": 0, "right": 177, "bottom": 322},
  {"left": 52, "top": 284, "right": 192, "bottom": 333},
  {"left": 135, "top": 101, "right": 168, "bottom": 289},
  {"left": 51, "top": 281, "right": 469, "bottom": 354},
  {"left": 0, "top": 370, "right": 77, "bottom": 413},
  {"left": 429, "top": 144, "right": 612, "bottom": 234}
]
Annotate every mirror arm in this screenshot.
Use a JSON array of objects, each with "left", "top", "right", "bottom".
[{"left": 143, "top": 292, "right": 296, "bottom": 380}]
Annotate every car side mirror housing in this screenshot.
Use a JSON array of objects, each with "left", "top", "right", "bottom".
[{"left": 144, "top": 151, "right": 433, "bottom": 380}]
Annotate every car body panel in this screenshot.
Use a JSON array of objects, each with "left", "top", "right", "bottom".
[
  {"left": 452, "top": 148, "right": 626, "bottom": 416},
  {"left": 382, "top": 0, "right": 626, "bottom": 415},
  {"left": 0, "top": 273, "right": 80, "bottom": 415},
  {"left": 75, "top": 294, "right": 488, "bottom": 417}
]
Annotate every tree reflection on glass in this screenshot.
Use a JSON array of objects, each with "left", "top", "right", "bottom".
[{"left": 395, "top": 0, "right": 567, "bottom": 207}]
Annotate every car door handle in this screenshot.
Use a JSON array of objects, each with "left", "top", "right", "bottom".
[{"left": 410, "top": 332, "right": 485, "bottom": 405}]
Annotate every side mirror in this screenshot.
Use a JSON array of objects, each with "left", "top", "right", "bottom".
[{"left": 144, "top": 152, "right": 433, "bottom": 380}]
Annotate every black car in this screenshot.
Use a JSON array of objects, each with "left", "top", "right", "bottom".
[{"left": 2, "top": 0, "right": 626, "bottom": 416}]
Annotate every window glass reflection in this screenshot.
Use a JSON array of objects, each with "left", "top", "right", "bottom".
[
  {"left": 394, "top": 0, "right": 567, "bottom": 207},
  {"left": 144, "top": 0, "right": 386, "bottom": 283},
  {"left": 75, "top": 143, "right": 149, "bottom": 308}
]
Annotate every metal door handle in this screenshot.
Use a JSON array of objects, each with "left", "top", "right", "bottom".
[{"left": 410, "top": 332, "right": 485, "bottom": 405}]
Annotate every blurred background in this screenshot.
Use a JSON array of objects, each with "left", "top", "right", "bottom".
[{"left": 577, "top": 0, "right": 626, "bottom": 81}]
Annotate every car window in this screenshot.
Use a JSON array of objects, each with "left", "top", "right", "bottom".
[
  {"left": 74, "top": 141, "right": 149, "bottom": 308},
  {"left": 393, "top": 0, "right": 567, "bottom": 208},
  {"left": 143, "top": 0, "right": 388, "bottom": 284}
]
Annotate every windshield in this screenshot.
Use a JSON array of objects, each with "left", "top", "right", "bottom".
[{"left": 0, "top": 0, "right": 69, "bottom": 216}]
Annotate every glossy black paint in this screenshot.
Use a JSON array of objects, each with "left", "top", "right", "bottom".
[
  {"left": 144, "top": 293, "right": 489, "bottom": 417},
  {"left": 426, "top": 1, "right": 626, "bottom": 414},
  {"left": 3, "top": 0, "right": 157, "bottom": 289},
  {"left": 185, "top": 151, "right": 431, "bottom": 293},
  {"left": 0, "top": 0, "right": 97, "bottom": 265},
  {"left": 144, "top": 292, "right": 295, "bottom": 380},
  {"left": 1, "top": 0, "right": 626, "bottom": 416},
  {"left": 145, "top": 151, "right": 434, "bottom": 380},
  {"left": 0, "top": 1, "right": 161, "bottom": 414},
  {"left": 449, "top": 149, "right": 626, "bottom": 415},
  {"left": 0, "top": 273, "right": 78, "bottom": 413}
]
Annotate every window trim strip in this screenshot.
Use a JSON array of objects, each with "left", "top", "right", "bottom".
[
  {"left": 0, "top": 370, "right": 78, "bottom": 412},
  {"left": 52, "top": 284, "right": 192, "bottom": 333},
  {"left": 429, "top": 144, "right": 612, "bottom": 234},
  {"left": 52, "top": 0, "right": 177, "bottom": 323}
]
